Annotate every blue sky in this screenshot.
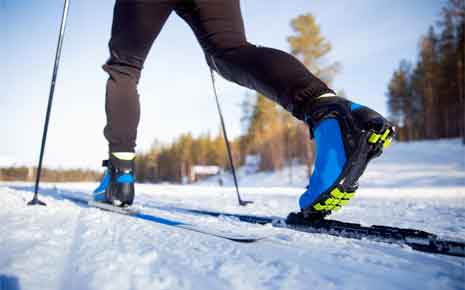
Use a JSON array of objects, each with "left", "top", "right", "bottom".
[{"left": 2, "top": 0, "right": 445, "bottom": 169}]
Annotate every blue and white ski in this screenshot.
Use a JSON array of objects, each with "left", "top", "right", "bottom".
[{"left": 62, "top": 194, "right": 265, "bottom": 243}]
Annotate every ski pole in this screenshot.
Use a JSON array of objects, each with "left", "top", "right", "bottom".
[
  {"left": 209, "top": 67, "right": 253, "bottom": 206},
  {"left": 29, "top": 0, "right": 70, "bottom": 206}
]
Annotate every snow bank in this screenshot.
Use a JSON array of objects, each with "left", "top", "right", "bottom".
[{"left": 198, "top": 138, "right": 465, "bottom": 188}]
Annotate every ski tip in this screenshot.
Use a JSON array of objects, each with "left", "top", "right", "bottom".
[{"left": 224, "top": 235, "right": 266, "bottom": 243}]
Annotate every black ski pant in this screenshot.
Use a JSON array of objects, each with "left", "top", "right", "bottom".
[{"left": 103, "top": 0, "right": 335, "bottom": 153}]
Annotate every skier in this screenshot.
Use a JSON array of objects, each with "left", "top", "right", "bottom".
[{"left": 94, "top": 0, "right": 394, "bottom": 222}]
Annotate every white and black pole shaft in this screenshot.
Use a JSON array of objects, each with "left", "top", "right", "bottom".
[
  {"left": 209, "top": 68, "right": 253, "bottom": 206},
  {"left": 29, "top": 0, "right": 70, "bottom": 206}
]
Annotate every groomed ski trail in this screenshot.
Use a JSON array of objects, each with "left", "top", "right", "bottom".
[{"left": 1, "top": 184, "right": 464, "bottom": 290}]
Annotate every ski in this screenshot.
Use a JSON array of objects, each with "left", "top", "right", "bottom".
[
  {"left": 60, "top": 194, "right": 264, "bottom": 243},
  {"left": 56, "top": 192, "right": 465, "bottom": 257},
  {"left": 147, "top": 204, "right": 465, "bottom": 258}
]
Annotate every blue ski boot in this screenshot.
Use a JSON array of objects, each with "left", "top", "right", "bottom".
[
  {"left": 288, "top": 95, "right": 395, "bottom": 223},
  {"left": 94, "top": 152, "right": 136, "bottom": 207}
]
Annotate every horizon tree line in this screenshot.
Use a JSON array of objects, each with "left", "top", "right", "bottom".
[{"left": 387, "top": 0, "right": 464, "bottom": 142}]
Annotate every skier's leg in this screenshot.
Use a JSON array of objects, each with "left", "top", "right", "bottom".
[
  {"left": 174, "top": 0, "right": 334, "bottom": 121},
  {"left": 98, "top": 0, "right": 175, "bottom": 206},
  {"left": 176, "top": 1, "right": 394, "bottom": 219},
  {"left": 103, "top": 0, "right": 174, "bottom": 153}
]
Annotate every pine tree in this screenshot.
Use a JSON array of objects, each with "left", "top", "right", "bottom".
[
  {"left": 287, "top": 14, "right": 340, "bottom": 83},
  {"left": 387, "top": 61, "right": 413, "bottom": 140},
  {"left": 386, "top": 0, "right": 464, "bottom": 142},
  {"left": 411, "top": 28, "right": 440, "bottom": 139},
  {"left": 441, "top": 0, "right": 465, "bottom": 142},
  {"left": 245, "top": 94, "right": 284, "bottom": 170},
  {"left": 237, "top": 13, "right": 338, "bottom": 172},
  {"left": 437, "top": 7, "right": 458, "bottom": 137}
]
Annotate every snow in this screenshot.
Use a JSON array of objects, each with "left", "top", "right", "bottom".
[
  {"left": 1, "top": 139, "right": 465, "bottom": 290},
  {"left": 198, "top": 138, "right": 465, "bottom": 188},
  {"left": 191, "top": 165, "right": 222, "bottom": 175},
  {"left": 0, "top": 156, "right": 16, "bottom": 168}
]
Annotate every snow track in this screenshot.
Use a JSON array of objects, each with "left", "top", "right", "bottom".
[
  {"left": 1, "top": 185, "right": 464, "bottom": 290},
  {"left": 1, "top": 139, "right": 465, "bottom": 289}
]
